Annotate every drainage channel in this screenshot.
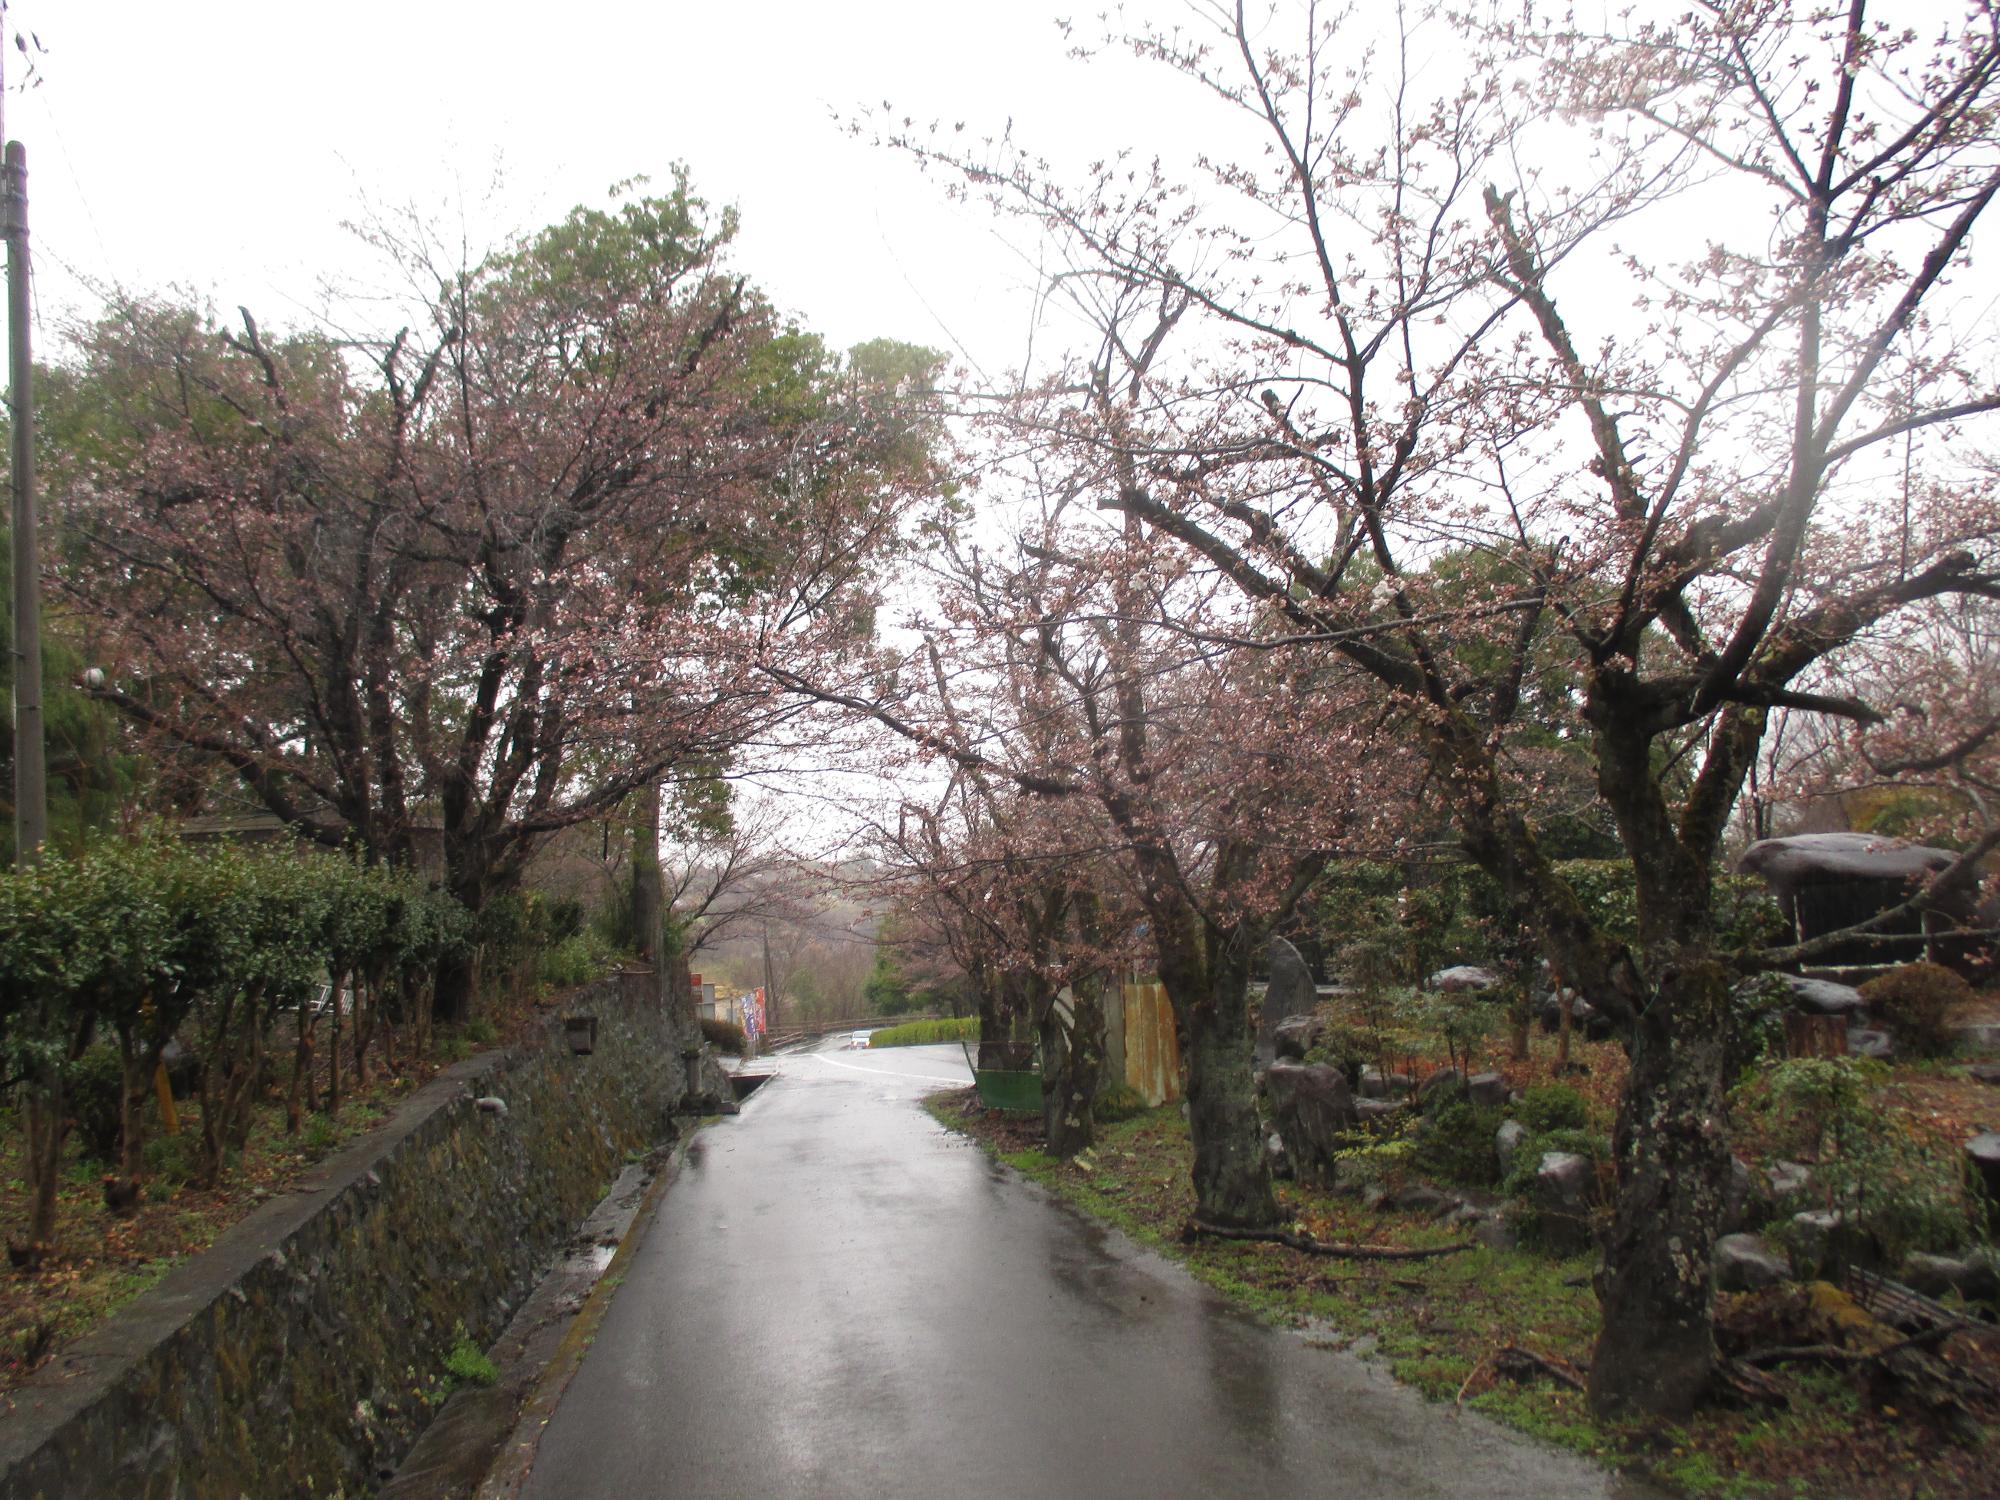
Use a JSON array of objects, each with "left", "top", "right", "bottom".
[{"left": 377, "top": 1139, "right": 687, "bottom": 1500}]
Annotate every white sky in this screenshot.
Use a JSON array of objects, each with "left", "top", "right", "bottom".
[{"left": 5, "top": 0, "right": 1204, "bottom": 378}]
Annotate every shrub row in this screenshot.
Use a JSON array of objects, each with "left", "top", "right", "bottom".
[
  {"left": 1, "top": 837, "right": 472, "bottom": 1247},
  {"left": 866, "top": 1016, "right": 977, "bottom": 1048}
]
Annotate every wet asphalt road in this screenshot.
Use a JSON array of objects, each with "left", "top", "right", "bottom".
[{"left": 518, "top": 1039, "right": 1662, "bottom": 1500}]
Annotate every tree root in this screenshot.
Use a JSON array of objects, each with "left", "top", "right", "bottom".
[{"left": 1184, "top": 1219, "right": 1473, "bottom": 1260}]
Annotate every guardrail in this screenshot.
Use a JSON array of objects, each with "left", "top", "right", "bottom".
[{"left": 763, "top": 1012, "right": 943, "bottom": 1049}]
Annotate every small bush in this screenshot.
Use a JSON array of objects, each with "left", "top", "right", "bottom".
[
  {"left": 700, "top": 1016, "right": 747, "bottom": 1055},
  {"left": 537, "top": 931, "right": 612, "bottom": 992},
  {"left": 1410, "top": 1097, "right": 1505, "bottom": 1187},
  {"left": 141, "top": 1130, "right": 198, "bottom": 1186},
  {"left": 1094, "top": 1081, "right": 1149, "bottom": 1123},
  {"left": 443, "top": 1334, "right": 498, "bottom": 1389},
  {"left": 1304, "top": 1019, "right": 1380, "bottom": 1083},
  {"left": 65, "top": 1045, "right": 126, "bottom": 1164},
  {"left": 1511, "top": 1084, "right": 1591, "bottom": 1135},
  {"left": 464, "top": 1018, "right": 499, "bottom": 1046},
  {"left": 867, "top": 1016, "right": 977, "bottom": 1048},
  {"left": 303, "top": 1113, "right": 338, "bottom": 1154},
  {"left": 1858, "top": 961, "right": 1971, "bottom": 1058},
  {"left": 1728, "top": 973, "right": 1795, "bottom": 1076}
]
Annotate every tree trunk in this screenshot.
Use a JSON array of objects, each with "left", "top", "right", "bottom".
[
  {"left": 434, "top": 946, "right": 478, "bottom": 1027},
  {"left": 1040, "top": 980, "right": 1105, "bottom": 1158},
  {"left": 1587, "top": 957, "right": 1733, "bottom": 1418},
  {"left": 1160, "top": 941, "right": 1280, "bottom": 1230},
  {"left": 631, "top": 782, "right": 666, "bottom": 965},
  {"left": 23, "top": 1065, "right": 64, "bottom": 1246}
]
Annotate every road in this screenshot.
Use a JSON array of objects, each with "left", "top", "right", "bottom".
[{"left": 518, "top": 1038, "right": 1661, "bottom": 1500}]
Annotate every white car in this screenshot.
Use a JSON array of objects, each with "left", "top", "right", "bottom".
[{"left": 846, "top": 1030, "right": 870, "bottom": 1049}]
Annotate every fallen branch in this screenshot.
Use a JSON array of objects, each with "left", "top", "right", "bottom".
[
  {"left": 1458, "top": 1343, "right": 1588, "bottom": 1402},
  {"left": 1737, "top": 1324, "right": 1955, "bottom": 1370},
  {"left": 1185, "top": 1219, "right": 1473, "bottom": 1261}
]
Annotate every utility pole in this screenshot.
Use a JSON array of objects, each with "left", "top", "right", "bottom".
[
  {"left": 6, "top": 136, "right": 43, "bottom": 867},
  {"left": 762, "top": 920, "right": 780, "bottom": 1033}
]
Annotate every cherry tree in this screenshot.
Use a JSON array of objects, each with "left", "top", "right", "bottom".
[
  {"left": 51, "top": 180, "right": 942, "bottom": 1016},
  {"left": 887, "top": 0, "right": 2000, "bottom": 1415},
  {"left": 784, "top": 495, "right": 1419, "bottom": 1214}
]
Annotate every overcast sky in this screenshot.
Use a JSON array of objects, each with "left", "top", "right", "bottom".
[{"left": 4, "top": 0, "right": 1224, "bottom": 379}]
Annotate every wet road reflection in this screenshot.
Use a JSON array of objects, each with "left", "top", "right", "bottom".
[{"left": 519, "top": 1040, "right": 1663, "bottom": 1500}]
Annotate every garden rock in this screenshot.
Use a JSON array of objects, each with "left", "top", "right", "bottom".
[
  {"left": 1263, "top": 1062, "right": 1357, "bottom": 1189},
  {"left": 1965, "top": 1132, "right": 2000, "bottom": 1209},
  {"left": 1494, "top": 1119, "right": 1528, "bottom": 1176},
  {"left": 1895, "top": 1250, "right": 1997, "bottom": 1301},
  {"left": 1954, "top": 1022, "right": 2000, "bottom": 1055},
  {"left": 1466, "top": 1071, "right": 1508, "bottom": 1110},
  {"left": 1968, "top": 1062, "right": 2000, "bottom": 1086},
  {"left": 1260, "top": 936, "right": 1318, "bottom": 1068},
  {"left": 1787, "top": 1209, "right": 1869, "bottom": 1278},
  {"left": 1720, "top": 1156, "right": 1766, "bottom": 1236},
  {"left": 1358, "top": 1067, "right": 1412, "bottom": 1098},
  {"left": 1429, "top": 965, "right": 1498, "bottom": 993},
  {"left": 1271, "top": 1012, "right": 1326, "bottom": 1063},
  {"left": 1264, "top": 1130, "right": 1294, "bottom": 1181},
  {"left": 1473, "top": 1215, "right": 1520, "bottom": 1252},
  {"left": 1767, "top": 1160, "right": 1812, "bottom": 1202},
  {"left": 1847, "top": 1027, "right": 1895, "bottom": 1061},
  {"left": 1714, "top": 1233, "right": 1791, "bottom": 1292},
  {"left": 1536, "top": 992, "right": 1596, "bottom": 1033},
  {"left": 1354, "top": 1098, "right": 1409, "bottom": 1130},
  {"left": 1387, "top": 1183, "right": 1462, "bottom": 1218},
  {"left": 1778, "top": 973, "right": 1868, "bottom": 1018},
  {"left": 1533, "top": 1151, "right": 1599, "bottom": 1256}
]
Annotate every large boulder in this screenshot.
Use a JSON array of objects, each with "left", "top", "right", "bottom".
[
  {"left": 1847, "top": 1027, "right": 1895, "bottom": 1061},
  {"left": 1720, "top": 1156, "right": 1767, "bottom": 1235},
  {"left": 1358, "top": 1066, "right": 1412, "bottom": 1098},
  {"left": 1272, "top": 1013, "right": 1326, "bottom": 1063},
  {"left": 1777, "top": 973, "right": 1868, "bottom": 1018},
  {"left": 1257, "top": 935, "right": 1316, "bottom": 1070},
  {"left": 1264, "top": 1062, "right": 1358, "bottom": 1189},
  {"left": 1429, "top": 965, "right": 1499, "bottom": 994},
  {"left": 1897, "top": 1250, "right": 2000, "bottom": 1302},
  {"left": 1533, "top": 1151, "right": 1600, "bottom": 1256},
  {"left": 1466, "top": 1071, "right": 1509, "bottom": 1110},
  {"left": 1715, "top": 1233, "right": 1791, "bottom": 1292},
  {"left": 1955, "top": 1022, "right": 2000, "bottom": 1055}
]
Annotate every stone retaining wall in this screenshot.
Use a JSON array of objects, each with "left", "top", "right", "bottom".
[{"left": 0, "top": 970, "right": 697, "bottom": 1500}]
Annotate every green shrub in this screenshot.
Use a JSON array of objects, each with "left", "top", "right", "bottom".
[
  {"left": 867, "top": 1016, "right": 977, "bottom": 1048},
  {"left": 1410, "top": 1097, "right": 1505, "bottom": 1187},
  {"left": 464, "top": 1018, "right": 499, "bottom": 1046},
  {"left": 537, "top": 930, "right": 613, "bottom": 992},
  {"left": 1510, "top": 1084, "right": 1591, "bottom": 1134},
  {"left": 701, "top": 1016, "right": 747, "bottom": 1055},
  {"left": 141, "top": 1130, "right": 198, "bottom": 1185},
  {"left": 1858, "top": 961, "right": 1971, "bottom": 1058},
  {"left": 1304, "top": 1019, "right": 1381, "bottom": 1081},
  {"left": 65, "top": 1044, "right": 126, "bottom": 1164},
  {"left": 1094, "top": 1081, "right": 1148, "bottom": 1123},
  {"left": 1728, "top": 973, "right": 1795, "bottom": 1077}
]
